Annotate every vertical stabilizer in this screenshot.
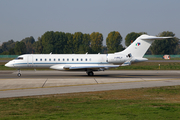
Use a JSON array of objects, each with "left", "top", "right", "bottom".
[{"left": 115, "top": 34, "right": 172, "bottom": 57}]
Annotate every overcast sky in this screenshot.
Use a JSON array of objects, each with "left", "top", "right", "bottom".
[{"left": 0, "top": 0, "right": 179, "bottom": 46}]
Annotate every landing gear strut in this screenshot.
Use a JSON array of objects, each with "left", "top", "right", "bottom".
[
  {"left": 87, "top": 71, "right": 94, "bottom": 76},
  {"left": 17, "top": 69, "right": 21, "bottom": 77}
]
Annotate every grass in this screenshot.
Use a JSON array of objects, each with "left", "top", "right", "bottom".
[
  {"left": 0, "top": 58, "right": 14, "bottom": 60},
  {"left": 147, "top": 58, "right": 180, "bottom": 60},
  {"left": 112, "top": 62, "right": 180, "bottom": 70},
  {"left": 0, "top": 62, "right": 14, "bottom": 70},
  {"left": 1, "top": 86, "right": 180, "bottom": 119}
]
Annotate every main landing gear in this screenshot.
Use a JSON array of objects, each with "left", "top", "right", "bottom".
[
  {"left": 17, "top": 69, "right": 21, "bottom": 77},
  {"left": 86, "top": 71, "right": 94, "bottom": 76}
]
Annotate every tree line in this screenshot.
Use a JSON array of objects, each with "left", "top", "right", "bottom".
[{"left": 0, "top": 31, "right": 179, "bottom": 55}]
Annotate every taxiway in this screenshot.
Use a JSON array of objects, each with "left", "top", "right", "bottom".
[{"left": 0, "top": 70, "right": 180, "bottom": 98}]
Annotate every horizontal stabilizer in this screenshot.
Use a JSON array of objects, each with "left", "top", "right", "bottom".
[{"left": 142, "top": 36, "right": 172, "bottom": 40}]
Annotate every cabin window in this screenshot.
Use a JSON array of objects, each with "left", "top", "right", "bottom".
[
  {"left": 89, "top": 58, "right": 91, "bottom": 61},
  {"left": 49, "top": 59, "right": 51, "bottom": 61},
  {"left": 40, "top": 59, "right": 42, "bottom": 61},
  {"left": 45, "top": 59, "right": 47, "bottom": 61},
  {"left": 36, "top": 59, "right": 38, "bottom": 61},
  {"left": 77, "top": 59, "right": 78, "bottom": 61},
  {"left": 67, "top": 59, "right": 69, "bottom": 61},
  {"left": 81, "top": 58, "right": 83, "bottom": 61},
  {"left": 63, "top": 59, "right": 65, "bottom": 61},
  {"left": 85, "top": 58, "right": 87, "bottom": 61},
  {"left": 54, "top": 59, "right": 56, "bottom": 61},
  {"left": 72, "top": 59, "right": 74, "bottom": 61},
  {"left": 58, "top": 59, "right": 60, "bottom": 61}
]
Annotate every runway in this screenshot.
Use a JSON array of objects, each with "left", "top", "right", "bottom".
[{"left": 1, "top": 70, "right": 180, "bottom": 98}]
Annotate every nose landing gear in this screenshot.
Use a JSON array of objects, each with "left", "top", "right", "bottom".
[{"left": 17, "top": 69, "right": 21, "bottom": 77}]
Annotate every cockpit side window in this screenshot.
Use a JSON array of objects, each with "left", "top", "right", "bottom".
[{"left": 15, "top": 57, "right": 23, "bottom": 60}]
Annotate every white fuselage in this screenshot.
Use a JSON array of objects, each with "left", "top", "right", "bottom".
[{"left": 5, "top": 53, "right": 147, "bottom": 71}]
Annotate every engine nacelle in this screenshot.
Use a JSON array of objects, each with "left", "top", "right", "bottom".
[{"left": 107, "top": 54, "right": 125, "bottom": 63}]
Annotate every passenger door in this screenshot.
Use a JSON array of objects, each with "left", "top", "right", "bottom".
[{"left": 27, "top": 55, "right": 33, "bottom": 67}]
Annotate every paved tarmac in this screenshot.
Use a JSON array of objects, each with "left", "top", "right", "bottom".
[{"left": 0, "top": 70, "right": 180, "bottom": 98}]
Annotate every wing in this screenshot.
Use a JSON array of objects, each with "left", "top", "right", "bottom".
[{"left": 50, "top": 64, "right": 120, "bottom": 71}]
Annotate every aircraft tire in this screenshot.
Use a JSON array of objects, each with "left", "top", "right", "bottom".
[
  {"left": 17, "top": 73, "right": 21, "bottom": 77},
  {"left": 88, "top": 71, "right": 94, "bottom": 76}
]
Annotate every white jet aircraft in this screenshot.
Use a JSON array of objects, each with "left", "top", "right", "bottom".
[{"left": 5, "top": 34, "right": 171, "bottom": 77}]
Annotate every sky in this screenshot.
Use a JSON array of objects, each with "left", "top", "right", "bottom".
[{"left": 0, "top": 0, "right": 180, "bottom": 46}]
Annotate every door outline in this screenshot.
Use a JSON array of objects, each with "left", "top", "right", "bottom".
[{"left": 27, "top": 55, "right": 33, "bottom": 67}]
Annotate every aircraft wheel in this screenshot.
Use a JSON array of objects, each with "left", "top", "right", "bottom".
[
  {"left": 17, "top": 73, "right": 21, "bottom": 77},
  {"left": 88, "top": 71, "right": 94, "bottom": 76}
]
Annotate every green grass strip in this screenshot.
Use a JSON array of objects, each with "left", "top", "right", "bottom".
[{"left": 0, "top": 86, "right": 180, "bottom": 119}]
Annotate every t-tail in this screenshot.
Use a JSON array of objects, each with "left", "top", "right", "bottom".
[{"left": 115, "top": 34, "right": 172, "bottom": 58}]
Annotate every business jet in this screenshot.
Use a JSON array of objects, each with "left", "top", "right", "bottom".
[{"left": 5, "top": 34, "right": 171, "bottom": 77}]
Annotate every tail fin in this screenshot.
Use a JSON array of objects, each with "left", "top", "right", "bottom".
[{"left": 115, "top": 34, "right": 172, "bottom": 57}]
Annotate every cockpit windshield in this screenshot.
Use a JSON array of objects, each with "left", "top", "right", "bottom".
[{"left": 15, "top": 57, "right": 23, "bottom": 60}]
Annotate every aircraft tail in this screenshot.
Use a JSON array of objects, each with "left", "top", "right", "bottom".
[{"left": 115, "top": 34, "right": 172, "bottom": 57}]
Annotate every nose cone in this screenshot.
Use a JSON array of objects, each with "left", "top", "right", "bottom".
[{"left": 5, "top": 62, "right": 14, "bottom": 68}]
